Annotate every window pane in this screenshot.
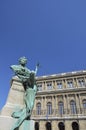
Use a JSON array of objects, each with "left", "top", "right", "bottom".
[
  {"left": 83, "top": 100, "right": 86, "bottom": 109},
  {"left": 47, "top": 102, "right": 52, "bottom": 115},
  {"left": 67, "top": 81, "right": 73, "bottom": 88},
  {"left": 57, "top": 82, "right": 63, "bottom": 89},
  {"left": 47, "top": 83, "right": 52, "bottom": 90},
  {"left": 78, "top": 79, "right": 85, "bottom": 87},
  {"left": 70, "top": 101, "right": 76, "bottom": 114},
  {"left": 36, "top": 103, "right": 41, "bottom": 115},
  {"left": 37, "top": 84, "right": 42, "bottom": 91},
  {"left": 58, "top": 102, "right": 64, "bottom": 115}
]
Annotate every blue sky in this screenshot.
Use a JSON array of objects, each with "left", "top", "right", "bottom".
[{"left": 0, "top": 0, "right": 86, "bottom": 109}]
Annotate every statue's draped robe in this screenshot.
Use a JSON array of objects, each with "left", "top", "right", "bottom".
[{"left": 10, "top": 65, "right": 37, "bottom": 130}]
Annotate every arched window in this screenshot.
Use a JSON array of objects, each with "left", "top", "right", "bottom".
[
  {"left": 82, "top": 99, "right": 86, "bottom": 109},
  {"left": 36, "top": 103, "right": 41, "bottom": 115},
  {"left": 58, "top": 122, "right": 65, "bottom": 130},
  {"left": 35, "top": 122, "right": 39, "bottom": 130},
  {"left": 46, "top": 122, "right": 52, "bottom": 130},
  {"left": 58, "top": 101, "right": 64, "bottom": 115},
  {"left": 72, "top": 122, "right": 79, "bottom": 130},
  {"left": 47, "top": 102, "right": 52, "bottom": 115},
  {"left": 70, "top": 100, "right": 76, "bottom": 114}
]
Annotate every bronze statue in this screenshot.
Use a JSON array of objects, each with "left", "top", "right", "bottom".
[{"left": 10, "top": 57, "right": 39, "bottom": 130}]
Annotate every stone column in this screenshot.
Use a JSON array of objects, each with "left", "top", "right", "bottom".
[
  {"left": 66, "top": 94, "right": 70, "bottom": 114},
  {"left": 65, "top": 120, "right": 72, "bottom": 130},
  {"left": 44, "top": 96, "right": 47, "bottom": 116},
  {"left": 75, "top": 94, "right": 80, "bottom": 114},
  {"left": 52, "top": 120, "right": 59, "bottom": 130},
  {"left": 62, "top": 79, "right": 66, "bottom": 89},
  {"left": 55, "top": 95, "right": 58, "bottom": 116},
  {"left": 40, "top": 121, "right": 46, "bottom": 130},
  {"left": 45, "top": 82, "right": 47, "bottom": 91},
  {"left": 63, "top": 95, "right": 67, "bottom": 115},
  {"left": 76, "top": 78, "right": 79, "bottom": 88},
  {"left": 42, "top": 81, "right": 45, "bottom": 90},
  {"left": 52, "top": 96, "right": 55, "bottom": 116},
  {"left": 41, "top": 96, "right": 44, "bottom": 115},
  {"left": 65, "top": 79, "right": 68, "bottom": 88},
  {"left": 54, "top": 80, "right": 57, "bottom": 90},
  {"left": 73, "top": 78, "right": 77, "bottom": 88},
  {"left": 78, "top": 94, "right": 83, "bottom": 114}
]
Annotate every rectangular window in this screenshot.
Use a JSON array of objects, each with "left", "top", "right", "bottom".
[
  {"left": 57, "top": 82, "right": 63, "bottom": 89},
  {"left": 67, "top": 81, "right": 73, "bottom": 88},
  {"left": 37, "top": 84, "right": 42, "bottom": 91},
  {"left": 36, "top": 103, "right": 41, "bottom": 115},
  {"left": 47, "top": 103, "right": 52, "bottom": 115},
  {"left": 70, "top": 101, "right": 76, "bottom": 114},
  {"left": 58, "top": 102, "right": 64, "bottom": 115},
  {"left": 47, "top": 83, "right": 52, "bottom": 90},
  {"left": 78, "top": 79, "right": 85, "bottom": 87}
]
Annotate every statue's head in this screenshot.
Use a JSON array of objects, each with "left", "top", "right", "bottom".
[{"left": 19, "top": 56, "right": 27, "bottom": 66}]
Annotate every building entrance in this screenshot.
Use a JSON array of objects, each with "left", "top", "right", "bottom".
[
  {"left": 35, "top": 122, "right": 39, "bottom": 130},
  {"left": 46, "top": 122, "right": 52, "bottom": 130},
  {"left": 58, "top": 122, "right": 65, "bottom": 130},
  {"left": 72, "top": 122, "right": 79, "bottom": 130}
]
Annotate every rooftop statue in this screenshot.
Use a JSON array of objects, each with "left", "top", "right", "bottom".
[{"left": 10, "top": 56, "right": 39, "bottom": 130}]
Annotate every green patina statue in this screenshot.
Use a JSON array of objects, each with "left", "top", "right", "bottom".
[{"left": 10, "top": 57, "right": 39, "bottom": 130}]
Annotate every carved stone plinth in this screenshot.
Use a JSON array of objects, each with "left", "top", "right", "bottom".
[
  {"left": 0, "top": 76, "right": 26, "bottom": 130},
  {"left": 1, "top": 76, "right": 25, "bottom": 117}
]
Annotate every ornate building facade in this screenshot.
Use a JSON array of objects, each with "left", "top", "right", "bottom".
[{"left": 31, "top": 70, "right": 86, "bottom": 130}]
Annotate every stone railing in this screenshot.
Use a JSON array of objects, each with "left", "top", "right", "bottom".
[{"left": 32, "top": 108, "right": 86, "bottom": 117}]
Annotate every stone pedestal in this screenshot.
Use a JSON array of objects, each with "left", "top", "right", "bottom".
[
  {"left": 0, "top": 76, "right": 31, "bottom": 130},
  {"left": 0, "top": 116, "right": 34, "bottom": 130},
  {"left": 0, "top": 116, "right": 17, "bottom": 130},
  {"left": 1, "top": 76, "right": 25, "bottom": 117}
]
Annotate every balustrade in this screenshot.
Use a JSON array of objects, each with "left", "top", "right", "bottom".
[{"left": 32, "top": 108, "right": 86, "bottom": 117}]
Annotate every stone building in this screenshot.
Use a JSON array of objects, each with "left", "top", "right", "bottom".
[{"left": 31, "top": 70, "right": 86, "bottom": 130}]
